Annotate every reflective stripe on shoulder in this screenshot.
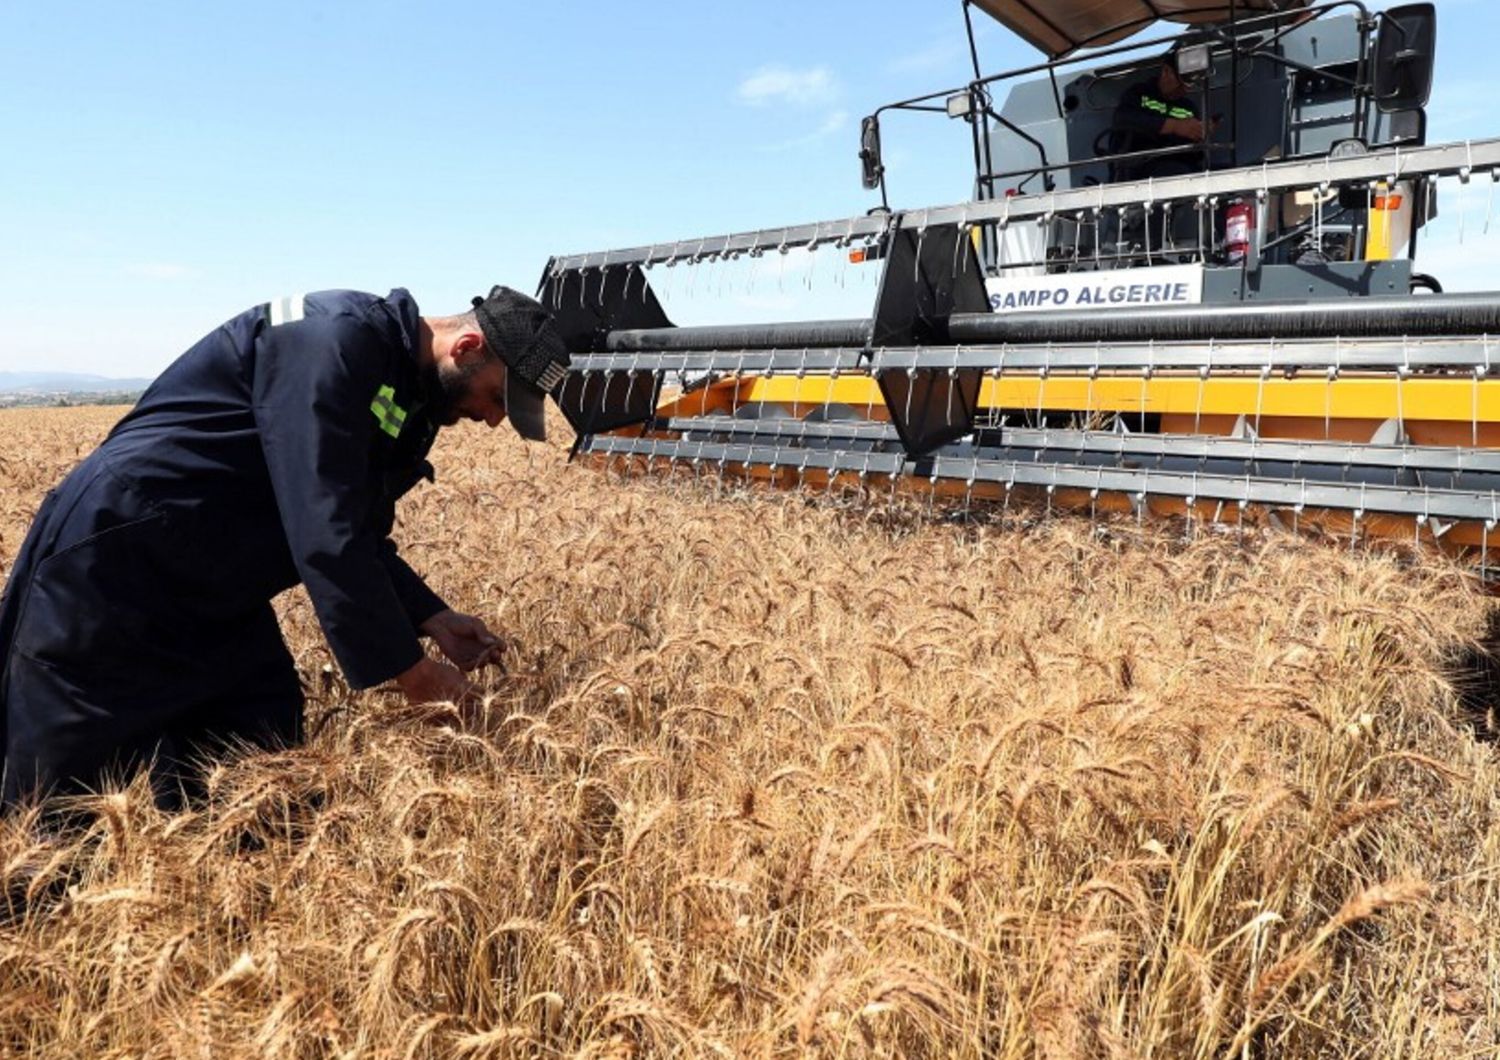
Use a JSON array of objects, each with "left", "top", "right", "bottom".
[
  {"left": 370, "top": 383, "right": 407, "bottom": 438},
  {"left": 268, "top": 294, "right": 306, "bottom": 327}
]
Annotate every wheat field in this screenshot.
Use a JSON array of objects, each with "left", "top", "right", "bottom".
[{"left": 1, "top": 405, "right": 1498, "bottom": 1058}]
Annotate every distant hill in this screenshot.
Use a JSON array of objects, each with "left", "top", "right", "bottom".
[{"left": 0, "top": 371, "right": 155, "bottom": 394}]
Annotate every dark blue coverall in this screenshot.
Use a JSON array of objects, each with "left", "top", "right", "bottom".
[{"left": 0, "top": 289, "right": 448, "bottom": 805}]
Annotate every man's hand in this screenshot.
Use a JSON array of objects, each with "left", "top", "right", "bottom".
[
  {"left": 395, "top": 656, "right": 474, "bottom": 705},
  {"left": 420, "top": 609, "right": 505, "bottom": 672},
  {"left": 1163, "top": 115, "right": 1207, "bottom": 142}
]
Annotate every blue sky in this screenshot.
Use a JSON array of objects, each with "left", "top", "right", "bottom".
[{"left": 2, "top": 1, "right": 1496, "bottom": 377}]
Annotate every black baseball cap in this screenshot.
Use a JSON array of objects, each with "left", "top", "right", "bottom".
[{"left": 470, "top": 285, "right": 571, "bottom": 442}]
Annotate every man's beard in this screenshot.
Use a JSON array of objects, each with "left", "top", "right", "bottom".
[{"left": 423, "top": 358, "right": 483, "bottom": 426}]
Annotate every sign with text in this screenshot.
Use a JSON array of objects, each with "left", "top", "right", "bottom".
[{"left": 985, "top": 265, "right": 1204, "bottom": 314}]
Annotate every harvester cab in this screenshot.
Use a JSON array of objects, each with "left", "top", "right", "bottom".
[
  {"left": 540, "top": 1, "right": 1500, "bottom": 569},
  {"left": 894, "top": 1, "right": 1440, "bottom": 297}
]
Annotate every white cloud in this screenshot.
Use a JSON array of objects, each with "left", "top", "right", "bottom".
[
  {"left": 125, "top": 262, "right": 193, "bottom": 280},
  {"left": 737, "top": 65, "right": 840, "bottom": 109},
  {"left": 759, "top": 110, "right": 850, "bottom": 153}
]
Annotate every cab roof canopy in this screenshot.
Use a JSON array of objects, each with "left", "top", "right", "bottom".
[{"left": 970, "top": 0, "right": 1312, "bottom": 58}]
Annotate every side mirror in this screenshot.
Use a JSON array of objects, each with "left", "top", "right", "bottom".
[
  {"left": 860, "top": 115, "right": 884, "bottom": 191},
  {"left": 1372, "top": 3, "right": 1436, "bottom": 114}
]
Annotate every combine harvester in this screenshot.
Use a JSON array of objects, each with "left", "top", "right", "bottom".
[{"left": 541, "top": 1, "right": 1500, "bottom": 566}]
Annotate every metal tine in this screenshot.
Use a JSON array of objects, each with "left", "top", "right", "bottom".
[
  {"left": 945, "top": 348, "right": 959, "bottom": 429},
  {"left": 622, "top": 353, "right": 643, "bottom": 420},
  {"left": 1194, "top": 338, "right": 1213, "bottom": 437},
  {"left": 951, "top": 209, "right": 970, "bottom": 280},
  {"left": 1474, "top": 361, "right": 1484, "bottom": 451},
  {"left": 1253, "top": 360, "right": 1270, "bottom": 452},
  {"left": 547, "top": 260, "right": 564, "bottom": 310},
  {"left": 1487, "top": 168, "right": 1499, "bottom": 236},
  {"left": 998, "top": 194, "right": 1013, "bottom": 270},
  {"left": 1140, "top": 340, "right": 1157, "bottom": 440},
  {"left": 592, "top": 364, "right": 613, "bottom": 427},
  {"left": 641, "top": 245, "right": 658, "bottom": 304},
  {"left": 824, "top": 439, "right": 844, "bottom": 501},
  {"left": 775, "top": 228, "right": 791, "bottom": 294},
  {"left": 1351, "top": 482, "right": 1368, "bottom": 554},
  {"left": 1313, "top": 179, "right": 1326, "bottom": 253},
  {"left": 1482, "top": 512, "right": 1494, "bottom": 581},
  {"left": 904, "top": 361, "right": 919, "bottom": 455},
  {"left": 1325, "top": 335, "right": 1342, "bottom": 441},
  {"left": 624, "top": 260, "right": 640, "bottom": 306},
  {"left": 1036, "top": 344, "right": 1051, "bottom": 457},
  {"left": 1197, "top": 168, "right": 1213, "bottom": 263},
  {"left": 913, "top": 210, "right": 929, "bottom": 286},
  {"left": 1478, "top": 334, "right": 1494, "bottom": 449},
  {"left": 715, "top": 234, "right": 734, "bottom": 298},
  {"left": 820, "top": 347, "right": 840, "bottom": 478},
  {"left": 1396, "top": 336, "right": 1411, "bottom": 443},
  {"left": 795, "top": 346, "right": 810, "bottom": 426},
  {"left": 1092, "top": 193, "right": 1104, "bottom": 269},
  {"left": 646, "top": 401, "right": 663, "bottom": 471},
  {"left": 684, "top": 441, "right": 699, "bottom": 492},
  {"left": 684, "top": 238, "right": 706, "bottom": 300},
  {"left": 1144, "top": 178, "right": 1155, "bottom": 267},
  {"left": 715, "top": 437, "right": 729, "bottom": 495},
  {"left": 1459, "top": 141, "right": 1474, "bottom": 244},
  {"left": 744, "top": 231, "right": 762, "bottom": 297},
  {"left": 659, "top": 241, "right": 682, "bottom": 308},
  {"left": 715, "top": 350, "right": 748, "bottom": 495}
]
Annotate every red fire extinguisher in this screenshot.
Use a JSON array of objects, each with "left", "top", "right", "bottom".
[{"left": 1226, "top": 198, "right": 1255, "bottom": 264}]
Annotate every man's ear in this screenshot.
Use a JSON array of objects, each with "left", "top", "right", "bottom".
[{"left": 451, "top": 328, "right": 488, "bottom": 367}]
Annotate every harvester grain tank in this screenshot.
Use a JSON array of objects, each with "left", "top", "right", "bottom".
[{"left": 539, "top": 2, "right": 1500, "bottom": 565}]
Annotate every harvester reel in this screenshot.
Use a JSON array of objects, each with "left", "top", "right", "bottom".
[{"left": 544, "top": 137, "right": 1500, "bottom": 571}]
